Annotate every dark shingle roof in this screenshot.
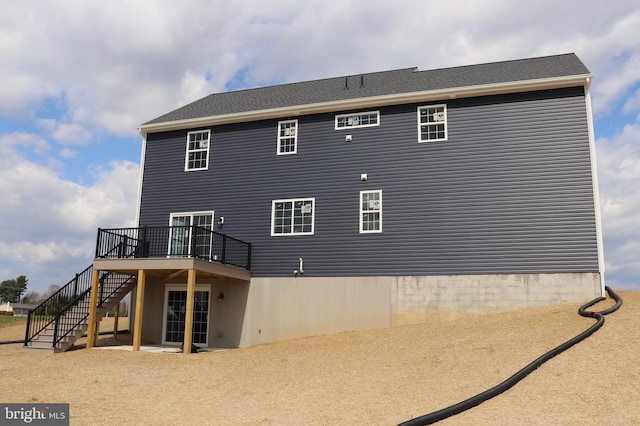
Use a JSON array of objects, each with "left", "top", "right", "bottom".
[{"left": 144, "top": 53, "right": 590, "bottom": 126}]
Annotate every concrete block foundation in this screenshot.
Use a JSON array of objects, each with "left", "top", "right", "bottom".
[{"left": 391, "top": 273, "right": 603, "bottom": 325}]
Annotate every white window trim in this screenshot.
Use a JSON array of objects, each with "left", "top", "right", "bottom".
[
  {"left": 184, "top": 130, "right": 211, "bottom": 171},
  {"left": 161, "top": 283, "right": 211, "bottom": 346},
  {"left": 271, "top": 197, "right": 315, "bottom": 236},
  {"left": 167, "top": 211, "right": 215, "bottom": 257},
  {"left": 417, "top": 104, "right": 448, "bottom": 142},
  {"left": 360, "top": 190, "right": 382, "bottom": 234},
  {"left": 277, "top": 119, "right": 298, "bottom": 155},
  {"left": 335, "top": 110, "right": 380, "bottom": 130}
]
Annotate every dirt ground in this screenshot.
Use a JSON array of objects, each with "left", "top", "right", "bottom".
[{"left": 1, "top": 291, "right": 638, "bottom": 425}]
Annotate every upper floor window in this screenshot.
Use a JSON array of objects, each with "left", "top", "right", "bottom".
[
  {"left": 335, "top": 111, "right": 380, "bottom": 129},
  {"left": 277, "top": 120, "right": 298, "bottom": 155},
  {"left": 185, "top": 130, "right": 210, "bottom": 171},
  {"left": 271, "top": 198, "right": 315, "bottom": 236},
  {"left": 418, "top": 104, "right": 447, "bottom": 142},
  {"left": 360, "top": 190, "right": 382, "bottom": 233}
]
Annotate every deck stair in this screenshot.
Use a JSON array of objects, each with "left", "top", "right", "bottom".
[{"left": 23, "top": 267, "right": 136, "bottom": 353}]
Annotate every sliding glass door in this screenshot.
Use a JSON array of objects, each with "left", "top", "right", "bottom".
[
  {"left": 162, "top": 284, "right": 210, "bottom": 345},
  {"left": 168, "top": 212, "right": 213, "bottom": 258}
]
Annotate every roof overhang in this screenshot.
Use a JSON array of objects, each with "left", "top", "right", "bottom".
[{"left": 138, "top": 74, "right": 593, "bottom": 136}]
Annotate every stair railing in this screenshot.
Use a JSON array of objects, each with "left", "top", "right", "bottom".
[
  {"left": 25, "top": 238, "right": 138, "bottom": 349},
  {"left": 51, "top": 272, "right": 136, "bottom": 347},
  {"left": 24, "top": 265, "right": 94, "bottom": 347},
  {"left": 24, "top": 265, "right": 136, "bottom": 349}
]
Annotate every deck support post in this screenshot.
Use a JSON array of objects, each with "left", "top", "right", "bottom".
[
  {"left": 86, "top": 268, "right": 101, "bottom": 349},
  {"left": 94, "top": 318, "right": 101, "bottom": 346},
  {"left": 133, "top": 269, "right": 146, "bottom": 351},
  {"left": 183, "top": 269, "right": 196, "bottom": 355},
  {"left": 114, "top": 301, "right": 120, "bottom": 340}
]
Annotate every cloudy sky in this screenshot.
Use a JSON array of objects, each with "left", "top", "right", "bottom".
[{"left": 1, "top": 0, "right": 639, "bottom": 295}]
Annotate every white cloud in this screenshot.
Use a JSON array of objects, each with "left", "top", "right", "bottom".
[
  {"left": 38, "top": 119, "right": 92, "bottom": 146},
  {"left": 0, "top": 132, "right": 50, "bottom": 159},
  {"left": 0, "top": 241, "right": 73, "bottom": 263},
  {"left": 2, "top": 1, "right": 638, "bottom": 134},
  {"left": 0, "top": 138, "right": 139, "bottom": 294},
  {"left": 0, "top": 156, "right": 138, "bottom": 237},
  {"left": 53, "top": 122, "right": 92, "bottom": 146},
  {"left": 622, "top": 87, "right": 640, "bottom": 115},
  {"left": 59, "top": 148, "right": 77, "bottom": 158},
  {"left": 596, "top": 123, "right": 640, "bottom": 290}
]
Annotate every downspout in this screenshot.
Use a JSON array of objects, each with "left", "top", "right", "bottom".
[{"left": 584, "top": 78, "right": 606, "bottom": 297}]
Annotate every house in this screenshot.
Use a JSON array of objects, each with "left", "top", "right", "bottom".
[
  {"left": 2, "top": 302, "right": 37, "bottom": 316},
  {"left": 4, "top": 303, "right": 38, "bottom": 316},
  {"left": 24, "top": 53, "right": 605, "bottom": 353}
]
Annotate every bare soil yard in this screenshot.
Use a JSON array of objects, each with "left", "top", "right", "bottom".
[{"left": 1, "top": 291, "right": 638, "bottom": 425}]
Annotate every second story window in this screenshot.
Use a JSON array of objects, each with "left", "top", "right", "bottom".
[
  {"left": 418, "top": 104, "right": 447, "bottom": 142},
  {"left": 335, "top": 111, "right": 380, "bottom": 129},
  {"left": 185, "top": 130, "right": 210, "bottom": 171},
  {"left": 277, "top": 120, "right": 298, "bottom": 155}
]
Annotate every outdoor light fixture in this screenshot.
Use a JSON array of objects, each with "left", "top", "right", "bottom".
[
  {"left": 217, "top": 292, "right": 224, "bottom": 303},
  {"left": 217, "top": 216, "right": 225, "bottom": 226}
]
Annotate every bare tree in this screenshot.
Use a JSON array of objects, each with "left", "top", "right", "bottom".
[
  {"left": 21, "top": 291, "right": 42, "bottom": 304},
  {"left": 44, "top": 284, "right": 61, "bottom": 298}
]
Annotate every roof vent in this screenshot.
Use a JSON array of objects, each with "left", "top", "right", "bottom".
[
  {"left": 360, "top": 75, "right": 365, "bottom": 88},
  {"left": 344, "top": 76, "right": 349, "bottom": 90}
]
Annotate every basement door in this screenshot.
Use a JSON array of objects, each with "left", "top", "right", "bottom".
[{"left": 162, "top": 284, "right": 211, "bottom": 346}]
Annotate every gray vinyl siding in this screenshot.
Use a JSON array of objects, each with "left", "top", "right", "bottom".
[{"left": 139, "top": 87, "right": 599, "bottom": 277}]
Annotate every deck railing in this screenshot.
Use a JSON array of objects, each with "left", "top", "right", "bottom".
[{"left": 95, "top": 226, "right": 251, "bottom": 270}]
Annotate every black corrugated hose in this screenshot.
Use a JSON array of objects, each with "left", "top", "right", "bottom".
[{"left": 398, "top": 286, "right": 623, "bottom": 426}]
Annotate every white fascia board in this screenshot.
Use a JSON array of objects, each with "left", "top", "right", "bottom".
[
  {"left": 134, "top": 135, "right": 147, "bottom": 227},
  {"left": 138, "top": 74, "right": 593, "bottom": 135},
  {"left": 584, "top": 82, "right": 606, "bottom": 296}
]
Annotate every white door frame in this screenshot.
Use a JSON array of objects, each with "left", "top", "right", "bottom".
[
  {"left": 167, "top": 211, "right": 214, "bottom": 257},
  {"left": 161, "top": 283, "right": 211, "bottom": 346}
]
